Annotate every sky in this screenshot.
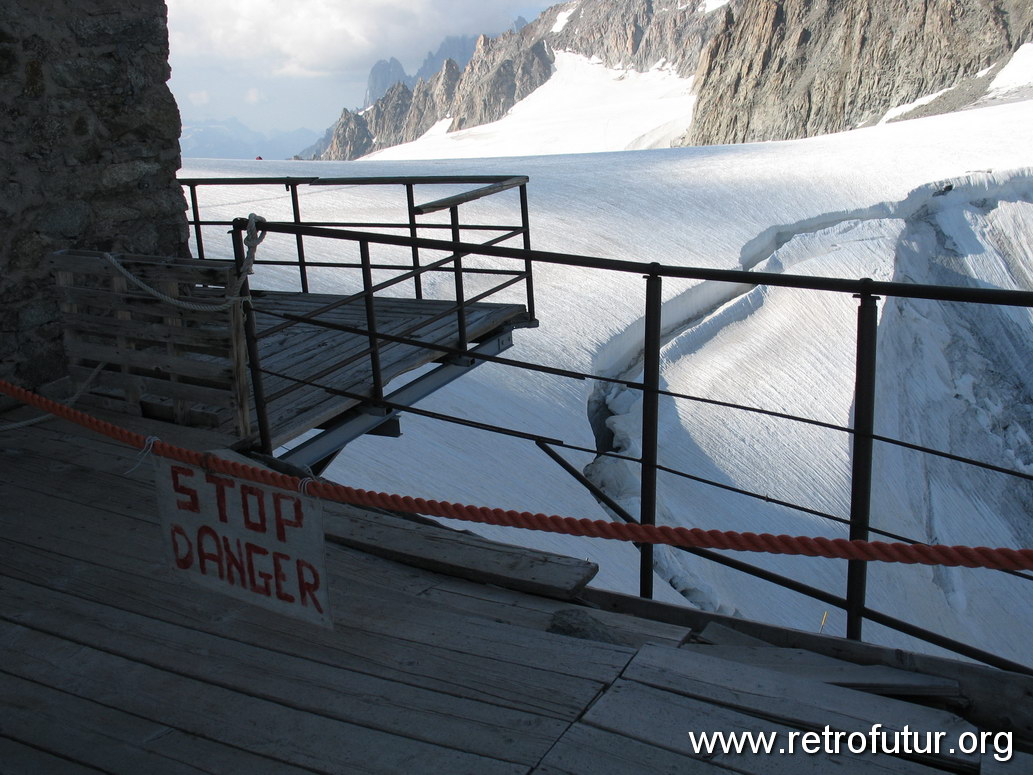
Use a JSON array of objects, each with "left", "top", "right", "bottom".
[{"left": 165, "top": 0, "right": 554, "bottom": 135}]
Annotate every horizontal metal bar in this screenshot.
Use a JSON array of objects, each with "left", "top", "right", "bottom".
[
  {"left": 186, "top": 219, "right": 522, "bottom": 232},
  {"left": 310, "top": 175, "right": 528, "bottom": 187},
  {"left": 282, "top": 334, "right": 514, "bottom": 467},
  {"left": 414, "top": 178, "right": 531, "bottom": 215},
  {"left": 242, "top": 220, "right": 1033, "bottom": 307},
  {"left": 179, "top": 177, "right": 319, "bottom": 186}
]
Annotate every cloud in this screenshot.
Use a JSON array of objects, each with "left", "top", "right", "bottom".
[
  {"left": 244, "top": 87, "right": 263, "bottom": 104},
  {"left": 166, "top": 0, "right": 544, "bottom": 78},
  {"left": 187, "top": 90, "right": 210, "bottom": 105}
]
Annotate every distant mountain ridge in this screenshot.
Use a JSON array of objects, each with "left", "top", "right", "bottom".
[
  {"left": 180, "top": 118, "right": 319, "bottom": 160},
  {"left": 308, "top": 0, "right": 1033, "bottom": 160},
  {"left": 363, "top": 35, "right": 482, "bottom": 108}
]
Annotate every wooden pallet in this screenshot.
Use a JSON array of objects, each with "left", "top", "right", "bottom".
[{"left": 50, "top": 249, "right": 251, "bottom": 436}]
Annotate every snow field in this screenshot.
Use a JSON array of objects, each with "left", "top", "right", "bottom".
[{"left": 182, "top": 98, "right": 1033, "bottom": 662}]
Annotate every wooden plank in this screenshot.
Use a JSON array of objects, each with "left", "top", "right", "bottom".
[
  {"left": 0, "top": 735, "right": 106, "bottom": 775},
  {"left": 0, "top": 622, "right": 528, "bottom": 775},
  {"left": 624, "top": 644, "right": 978, "bottom": 770},
  {"left": 58, "top": 286, "right": 237, "bottom": 325},
  {"left": 0, "top": 671, "right": 297, "bottom": 775},
  {"left": 533, "top": 723, "right": 732, "bottom": 774},
  {"left": 65, "top": 339, "right": 233, "bottom": 383},
  {"left": 0, "top": 486, "right": 622, "bottom": 721},
  {"left": 0, "top": 575, "right": 569, "bottom": 766},
  {"left": 417, "top": 578, "right": 692, "bottom": 649},
  {"left": 583, "top": 680, "right": 944, "bottom": 775},
  {"left": 69, "top": 366, "right": 235, "bottom": 408},
  {"left": 696, "top": 621, "right": 773, "bottom": 646},
  {"left": 679, "top": 645, "right": 961, "bottom": 697},
  {"left": 49, "top": 252, "right": 237, "bottom": 285},
  {"left": 62, "top": 312, "right": 232, "bottom": 348},
  {"left": 981, "top": 749, "right": 1033, "bottom": 773},
  {"left": 0, "top": 539, "right": 608, "bottom": 725},
  {"left": 323, "top": 502, "right": 598, "bottom": 600}
]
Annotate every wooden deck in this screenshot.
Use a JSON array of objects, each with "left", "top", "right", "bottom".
[
  {"left": 1, "top": 410, "right": 1031, "bottom": 773},
  {"left": 247, "top": 290, "right": 529, "bottom": 448},
  {"left": 49, "top": 250, "right": 530, "bottom": 452}
]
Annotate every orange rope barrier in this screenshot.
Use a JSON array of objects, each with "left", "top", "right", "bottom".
[{"left": 4, "top": 378, "right": 1033, "bottom": 572}]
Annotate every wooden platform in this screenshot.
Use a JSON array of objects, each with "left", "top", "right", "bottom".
[
  {"left": 247, "top": 290, "right": 529, "bottom": 448},
  {"left": 1, "top": 411, "right": 1030, "bottom": 773},
  {"left": 49, "top": 250, "right": 530, "bottom": 452}
]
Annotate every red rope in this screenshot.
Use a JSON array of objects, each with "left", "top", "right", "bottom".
[{"left": 4, "top": 378, "right": 1033, "bottom": 572}]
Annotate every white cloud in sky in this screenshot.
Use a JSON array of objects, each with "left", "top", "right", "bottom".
[
  {"left": 166, "top": 1, "right": 551, "bottom": 134},
  {"left": 167, "top": 0, "right": 546, "bottom": 77}
]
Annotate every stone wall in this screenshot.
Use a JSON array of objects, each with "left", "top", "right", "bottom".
[{"left": 0, "top": 0, "right": 188, "bottom": 388}]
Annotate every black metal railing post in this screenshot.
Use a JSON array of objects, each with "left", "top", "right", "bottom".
[
  {"left": 188, "top": 184, "right": 205, "bottom": 259},
  {"left": 406, "top": 184, "right": 424, "bottom": 299},
  {"left": 846, "top": 287, "right": 880, "bottom": 640},
  {"left": 640, "top": 265, "right": 663, "bottom": 599},
  {"left": 359, "top": 239, "right": 384, "bottom": 400},
  {"left": 288, "top": 183, "right": 309, "bottom": 293},
  {"left": 519, "top": 184, "right": 536, "bottom": 321},
  {"left": 450, "top": 205, "right": 468, "bottom": 350},
  {"left": 232, "top": 220, "right": 272, "bottom": 453}
]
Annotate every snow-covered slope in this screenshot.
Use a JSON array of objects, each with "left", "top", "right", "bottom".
[
  {"left": 365, "top": 51, "right": 696, "bottom": 160},
  {"left": 181, "top": 98, "right": 1033, "bottom": 665}
]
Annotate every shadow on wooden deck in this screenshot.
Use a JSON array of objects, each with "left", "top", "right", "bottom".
[{"left": 1, "top": 409, "right": 1030, "bottom": 773}]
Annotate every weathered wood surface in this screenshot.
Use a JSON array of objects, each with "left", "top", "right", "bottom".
[
  {"left": 248, "top": 290, "right": 527, "bottom": 447},
  {"left": 0, "top": 671, "right": 309, "bottom": 775},
  {"left": 0, "top": 735, "right": 109, "bottom": 775},
  {"left": 418, "top": 577, "right": 692, "bottom": 649},
  {"left": 0, "top": 623, "right": 526, "bottom": 775},
  {"left": 532, "top": 723, "right": 731, "bottom": 774},
  {"left": 582, "top": 680, "right": 945, "bottom": 775},
  {"left": 681, "top": 644, "right": 961, "bottom": 696},
  {"left": 0, "top": 576, "right": 567, "bottom": 767},
  {"left": 323, "top": 501, "right": 598, "bottom": 599},
  {"left": 625, "top": 645, "right": 977, "bottom": 770},
  {"left": 0, "top": 414, "right": 1010, "bottom": 773},
  {"left": 981, "top": 749, "right": 1033, "bottom": 773},
  {"left": 696, "top": 621, "right": 774, "bottom": 646}
]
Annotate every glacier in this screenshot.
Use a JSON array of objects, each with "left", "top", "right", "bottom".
[{"left": 180, "top": 97, "right": 1033, "bottom": 666}]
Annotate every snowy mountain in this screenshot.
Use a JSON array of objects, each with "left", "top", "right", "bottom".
[
  {"left": 181, "top": 90, "right": 1033, "bottom": 667},
  {"left": 314, "top": 0, "right": 1031, "bottom": 160}
]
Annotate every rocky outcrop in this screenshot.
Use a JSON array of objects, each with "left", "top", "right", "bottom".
[
  {"left": 316, "top": 0, "right": 733, "bottom": 160},
  {"left": 689, "top": 0, "right": 1033, "bottom": 145},
  {"left": 403, "top": 58, "right": 462, "bottom": 141},
  {"left": 448, "top": 35, "right": 554, "bottom": 131},
  {"left": 1, "top": 0, "right": 188, "bottom": 387},
  {"left": 546, "top": 0, "right": 731, "bottom": 77},
  {"left": 363, "top": 35, "right": 479, "bottom": 108},
  {"left": 364, "top": 57, "right": 410, "bottom": 107},
  {"left": 317, "top": 0, "right": 1032, "bottom": 160},
  {"left": 321, "top": 108, "right": 374, "bottom": 160}
]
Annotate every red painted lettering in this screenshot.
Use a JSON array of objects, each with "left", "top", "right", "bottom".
[
  {"left": 241, "top": 485, "right": 267, "bottom": 533},
  {"left": 296, "top": 559, "right": 323, "bottom": 613},
  {"left": 197, "top": 525, "right": 224, "bottom": 579},
  {"left": 205, "top": 474, "right": 236, "bottom": 523},
  {"left": 223, "top": 535, "right": 245, "bottom": 586},
  {"left": 272, "top": 552, "right": 295, "bottom": 602},
  {"left": 245, "top": 542, "right": 272, "bottom": 596},
  {"left": 273, "top": 493, "right": 304, "bottom": 542},
  {"left": 171, "top": 466, "right": 199, "bottom": 512},
  {"left": 170, "top": 524, "right": 193, "bottom": 569}
]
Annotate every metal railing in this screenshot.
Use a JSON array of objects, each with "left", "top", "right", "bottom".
[
  {"left": 183, "top": 176, "right": 536, "bottom": 454},
  {"left": 181, "top": 177, "right": 1033, "bottom": 674}
]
